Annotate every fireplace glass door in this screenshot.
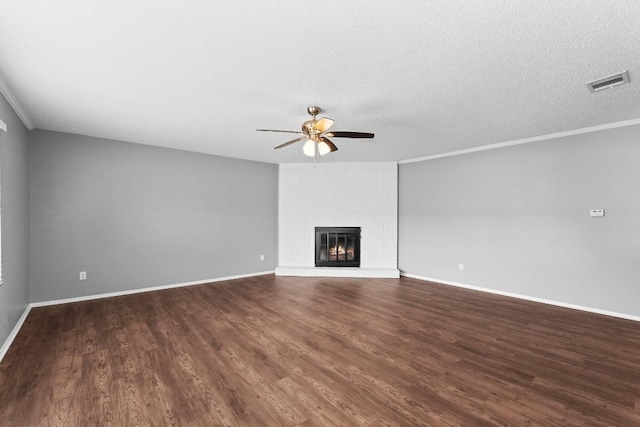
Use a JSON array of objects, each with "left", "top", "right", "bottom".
[{"left": 315, "top": 227, "right": 360, "bottom": 267}]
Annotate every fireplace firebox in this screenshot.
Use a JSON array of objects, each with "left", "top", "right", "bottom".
[{"left": 315, "top": 227, "right": 361, "bottom": 267}]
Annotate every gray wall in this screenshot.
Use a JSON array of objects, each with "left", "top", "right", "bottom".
[
  {"left": 0, "top": 94, "right": 30, "bottom": 346},
  {"left": 30, "top": 130, "right": 278, "bottom": 302},
  {"left": 399, "top": 124, "right": 640, "bottom": 317}
]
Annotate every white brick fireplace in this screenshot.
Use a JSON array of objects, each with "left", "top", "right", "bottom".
[{"left": 276, "top": 162, "right": 399, "bottom": 278}]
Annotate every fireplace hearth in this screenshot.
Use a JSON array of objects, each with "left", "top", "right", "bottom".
[{"left": 315, "top": 227, "right": 361, "bottom": 267}]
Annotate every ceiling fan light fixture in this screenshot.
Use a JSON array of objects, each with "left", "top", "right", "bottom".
[
  {"left": 317, "top": 140, "right": 332, "bottom": 156},
  {"left": 303, "top": 139, "right": 316, "bottom": 157}
]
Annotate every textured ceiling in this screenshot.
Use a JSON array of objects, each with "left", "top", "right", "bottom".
[{"left": 1, "top": 1, "right": 639, "bottom": 164}]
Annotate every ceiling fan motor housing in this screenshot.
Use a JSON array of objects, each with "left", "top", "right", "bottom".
[
  {"left": 302, "top": 120, "right": 321, "bottom": 137},
  {"left": 302, "top": 120, "right": 314, "bottom": 134}
]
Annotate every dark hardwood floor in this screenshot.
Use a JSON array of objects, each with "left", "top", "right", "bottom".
[{"left": 1, "top": 275, "right": 639, "bottom": 426}]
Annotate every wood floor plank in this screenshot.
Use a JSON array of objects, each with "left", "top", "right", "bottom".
[{"left": 1, "top": 275, "right": 640, "bottom": 426}]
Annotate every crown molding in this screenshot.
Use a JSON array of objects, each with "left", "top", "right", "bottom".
[
  {"left": 0, "top": 74, "right": 34, "bottom": 130},
  {"left": 399, "top": 117, "right": 640, "bottom": 164}
]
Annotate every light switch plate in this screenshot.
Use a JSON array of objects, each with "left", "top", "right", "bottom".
[{"left": 590, "top": 209, "right": 604, "bottom": 217}]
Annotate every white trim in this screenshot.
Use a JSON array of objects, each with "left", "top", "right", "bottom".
[
  {"left": 0, "top": 74, "right": 34, "bottom": 130},
  {"left": 0, "top": 305, "right": 32, "bottom": 365},
  {"left": 276, "top": 266, "right": 400, "bottom": 278},
  {"left": 0, "top": 118, "right": 7, "bottom": 132},
  {"left": 6, "top": 272, "right": 636, "bottom": 364},
  {"left": 1, "top": 272, "right": 275, "bottom": 364},
  {"left": 399, "top": 118, "right": 640, "bottom": 164},
  {"left": 30, "top": 271, "right": 275, "bottom": 307},
  {"left": 401, "top": 273, "right": 640, "bottom": 323},
  {"left": 1, "top": 271, "right": 274, "bottom": 364}
]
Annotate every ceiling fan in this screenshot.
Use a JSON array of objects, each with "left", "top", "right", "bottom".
[{"left": 257, "top": 106, "right": 374, "bottom": 157}]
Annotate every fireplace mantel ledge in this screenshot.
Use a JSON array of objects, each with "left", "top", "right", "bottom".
[{"left": 275, "top": 267, "right": 400, "bottom": 278}]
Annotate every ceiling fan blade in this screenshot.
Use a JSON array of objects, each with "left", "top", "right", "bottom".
[
  {"left": 274, "top": 136, "right": 307, "bottom": 149},
  {"left": 313, "top": 117, "right": 334, "bottom": 133},
  {"left": 257, "top": 129, "right": 303, "bottom": 134},
  {"left": 320, "top": 137, "right": 338, "bottom": 152},
  {"left": 327, "top": 131, "right": 374, "bottom": 138}
]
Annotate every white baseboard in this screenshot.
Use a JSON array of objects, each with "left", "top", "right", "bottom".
[
  {"left": 0, "top": 271, "right": 275, "bottom": 364},
  {"left": 30, "top": 271, "right": 275, "bottom": 308},
  {"left": 276, "top": 266, "right": 400, "bottom": 278},
  {"left": 0, "top": 305, "right": 32, "bottom": 365},
  {"left": 402, "top": 273, "right": 640, "bottom": 323},
  {"left": 8, "top": 271, "right": 634, "bottom": 365},
  {"left": 1, "top": 272, "right": 275, "bottom": 363}
]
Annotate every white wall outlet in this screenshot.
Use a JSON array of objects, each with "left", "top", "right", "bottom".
[
  {"left": 79, "top": 271, "right": 87, "bottom": 280},
  {"left": 260, "top": 254, "right": 265, "bottom": 261},
  {"left": 459, "top": 263, "right": 464, "bottom": 271},
  {"left": 590, "top": 209, "right": 604, "bottom": 217}
]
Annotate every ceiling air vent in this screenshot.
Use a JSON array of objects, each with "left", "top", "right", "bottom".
[{"left": 586, "top": 70, "right": 630, "bottom": 92}]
